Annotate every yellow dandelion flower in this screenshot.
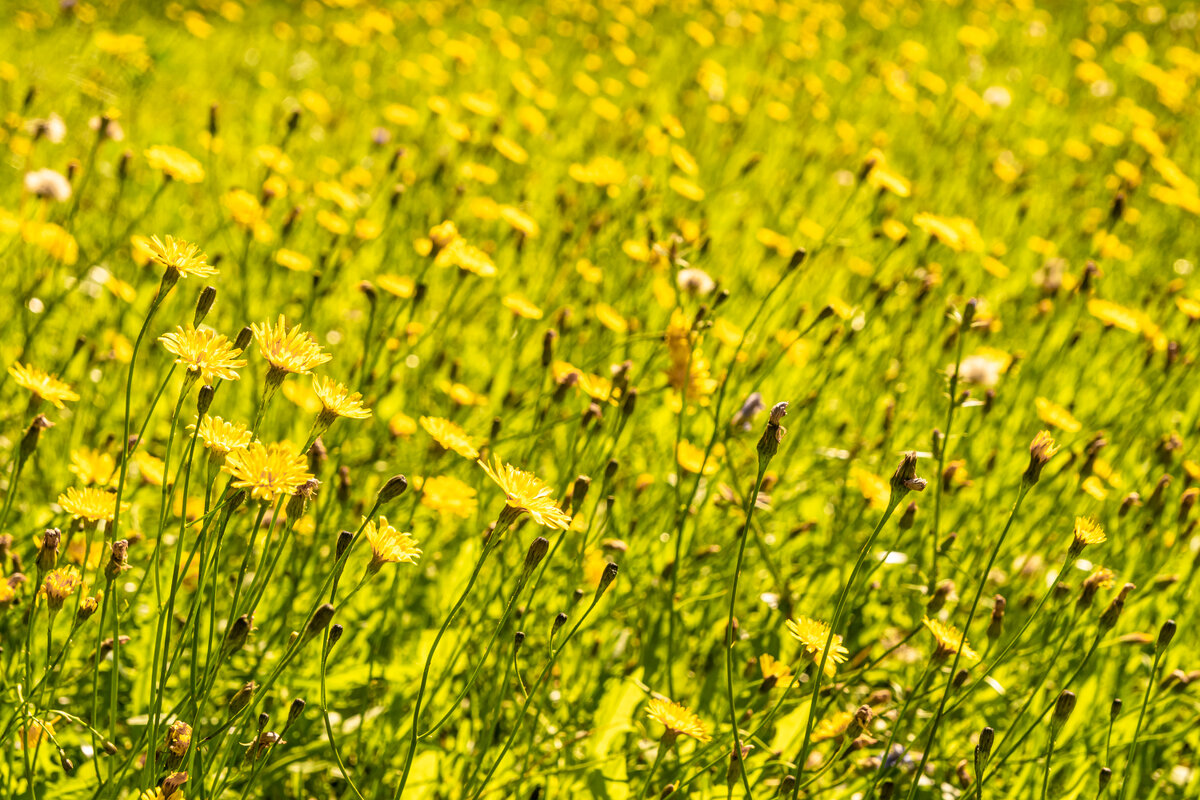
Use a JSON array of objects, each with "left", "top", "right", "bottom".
[
  {"left": 312, "top": 376, "right": 372, "bottom": 424},
  {"left": 145, "top": 145, "right": 205, "bottom": 183},
  {"left": 144, "top": 235, "right": 216, "bottom": 279},
  {"left": 70, "top": 448, "right": 115, "bottom": 485},
  {"left": 252, "top": 315, "right": 333, "bottom": 380},
  {"left": 58, "top": 487, "right": 128, "bottom": 523},
  {"left": 676, "top": 440, "right": 720, "bottom": 476},
  {"left": 812, "top": 710, "right": 855, "bottom": 743},
  {"left": 275, "top": 248, "right": 312, "bottom": 272},
  {"left": 419, "top": 475, "right": 478, "bottom": 519},
  {"left": 479, "top": 454, "right": 572, "bottom": 530},
  {"left": 420, "top": 416, "right": 479, "bottom": 460},
  {"left": 1035, "top": 397, "right": 1082, "bottom": 433},
  {"left": 192, "top": 415, "right": 252, "bottom": 460},
  {"left": 786, "top": 616, "right": 849, "bottom": 677},
  {"left": 223, "top": 441, "right": 313, "bottom": 502},
  {"left": 1071, "top": 515, "right": 1107, "bottom": 555},
  {"left": 759, "top": 653, "right": 792, "bottom": 683},
  {"left": 1087, "top": 298, "right": 1142, "bottom": 333},
  {"left": 922, "top": 616, "right": 978, "bottom": 661},
  {"left": 9, "top": 362, "right": 79, "bottom": 409},
  {"left": 363, "top": 515, "right": 421, "bottom": 572},
  {"left": 377, "top": 274, "right": 415, "bottom": 298},
  {"left": 40, "top": 566, "right": 82, "bottom": 610},
  {"left": 159, "top": 325, "right": 246, "bottom": 383},
  {"left": 502, "top": 292, "right": 543, "bottom": 320},
  {"left": 646, "top": 698, "right": 711, "bottom": 742}
]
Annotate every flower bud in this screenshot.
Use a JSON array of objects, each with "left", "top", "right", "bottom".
[
  {"left": 524, "top": 537, "right": 549, "bottom": 572},
  {"left": 1157, "top": 619, "right": 1176, "bottom": 651},
  {"left": 1024, "top": 431, "right": 1060, "bottom": 486},
  {"left": 193, "top": 286, "right": 217, "bottom": 326},
  {"left": 37, "top": 528, "right": 61, "bottom": 573},
  {"left": 222, "top": 614, "right": 251, "bottom": 656},
  {"left": 287, "top": 698, "right": 306, "bottom": 727},
  {"left": 756, "top": 402, "right": 788, "bottom": 466},
  {"left": 378, "top": 474, "right": 408, "bottom": 503},
  {"left": 890, "top": 452, "right": 927, "bottom": 497},
  {"left": 20, "top": 415, "right": 53, "bottom": 463},
  {"left": 1050, "top": 690, "right": 1076, "bottom": 737},
  {"left": 595, "top": 562, "right": 619, "bottom": 598},
  {"left": 1099, "top": 583, "right": 1135, "bottom": 632},
  {"left": 303, "top": 603, "right": 336, "bottom": 644},
  {"left": 229, "top": 681, "right": 256, "bottom": 715}
]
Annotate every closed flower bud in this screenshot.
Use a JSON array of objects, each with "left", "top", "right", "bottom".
[
  {"left": 193, "top": 286, "right": 217, "bottom": 325},
  {"left": 1110, "top": 698, "right": 1122, "bottom": 721},
  {"left": 229, "top": 681, "right": 256, "bottom": 715},
  {"left": 570, "top": 476, "right": 592, "bottom": 513},
  {"left": 595, "top": 562, "right": 619, "bottom": 598},
  {"left": 788, "top": 248, "right": 808, "bottom": 271},
  {"left": 605, "top": 458, "right": 619, "bottom": 482},
  {"left": 303, "top": 603, "right": 336, "bottom": 644},
  {"left": 20, "top": 415, "right": 53, "bottom": 463},
  {"left": 308, "top": 438, "right": 327, "bottom": 476},
  {"left": 335, "top": 530, "right": 354, "bottom": 561},
  {"left": 77, "top": 593, "right": 100, "bottom": 623},
  {"left": 899, "top": 502, "right": 917, "bottom": 530},
  {"left": 378, "top": 474, "right": 408, "bottom": 503},
  {"left": 987, "top": 595, "right": 1006, "bottom": 640},
  {"left": 1050, "top": 691, "right": 1076, "bottom": 736},
  {"left": 524, "top": 537, "right": 549, "bottom": 571},
  {"left": 621, "top": 386, "right": 638, "bottom": 417},
  {"left": 233, "top": 325, "right": 254, "bottom": 353},
  {"left": 1157, "top": 619, "right": 1176, "bottom": 651},
  {"left": 325, "top": 623, "right": 344, "bottom": 656},
  {"left": 960, "top": 298, "right": 978, "bottom": 330},
  {"left": 222, "top": 614, "right": 251, "bottom": 656},
  {"left": 542, "top": 329, "right": 557, "bottom": 368},
  {"left": 196, "top": 384, "right": 215, "bottom": 416},
  {"left": 1099, "top": 583, "right": 1135, "bottom": 632},
  {"left": 514, "top": 631, "right": 526, "bottom": 652},
  {"left": 287, "top": 698, "right": 306, "bottom": 727},
  {"left": 1098, "top": 767, "right": 1112, "bottom": 792},
  {"left": 552, "top": 612, "right": 568, "bottom": 636}
]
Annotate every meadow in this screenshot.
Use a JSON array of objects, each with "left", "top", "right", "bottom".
[{"left": 1, "top": 0, "right": 1199, "bottom": 798}]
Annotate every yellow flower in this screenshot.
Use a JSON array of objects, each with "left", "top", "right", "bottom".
[
  {"left": 40, "top": 566, "right": 82, "bottom": 610},
  {"left": 363, "top": 515, "right": 421, "bottom": 572},
  {"left": 434, "top": 238, "right": 496, "bottom": 277},
  {"left": 252, "top": 315, "right": 333, "bottom": 380},
  {"left": 786, "top": 616, "right": 849, "bottom": 677},
  {"left": 58, "top": 487, "right": 128, "bottom": 523},
  {"left": 1071, "top": 516, "right": 1107, "bottom": 554},
  {"left": 420, "top": 416, "right": 479, "bottom": 460},
  {"left": 812, "top": 710, "right": 855, "bottom": 743},
  {"left": 192, "top": 415, "right": 252, "bottom": 460},
  {"left": 1025, "top": 430, "right": 1060, "bottom": 485},
  {"left": 1087, "top": 298, "right": 1142, "bottom": 333},
  {"left": 759, "top": 653, "right": 792, "bottom": 683},
  {"left": 646, "top": 698, "right": 711, "bottom": 742},
  {"left": 275, "top": 248, "right": 312, "bottom": 272},
  {"left": 159, "top": 325, "right": 246, "bottom": 383},
  {"left": 9, "top": 362, "right": 79, "bottom": 408},
  {"left": 502, "top": 292, "right": 543, "bottom": 320},
  {"left": 145, "top": 145, "right": 205, "bottom": 183},
  {"left": 479, "top": 454, "right": 572, "bottom": 530},
  {"left": 676, "top": 440, "right": 720, "bottom": 476},
  {"left": 419, "top": 475, "right": 478, "bottom": 519},
  {"left": 223, "top": 442, "right": 313, "bottom": 502},
  {"left": 377, "top": 274, "right": 415, "bottom": 298},
  {"left": 922, "top": 616, "right": 978, "bottom": 661},
  {"left": 312, "top": 376, "right": 372, "bottom": 423},
  {"left": 144, "top": 235, "right": 216, "bottom": 279},
  {"left": 1035, "top": 397, "right": 1082, "bottom": 433}
]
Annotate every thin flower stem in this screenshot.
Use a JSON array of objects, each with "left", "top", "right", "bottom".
[
  {"left": 903, "top": 484, "right": 1031, "bottom": 800},
  {"left": 1115, "top": 645, "right": 1167, "bottom": 800}
]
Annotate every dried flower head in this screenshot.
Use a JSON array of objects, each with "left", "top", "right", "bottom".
[{"left": 40, "top": 566, "right": 82, "bottom": 610}]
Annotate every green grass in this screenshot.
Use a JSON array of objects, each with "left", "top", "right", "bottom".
[{"left": 0, "top": 0, "right": 1198, "bottom": 798}]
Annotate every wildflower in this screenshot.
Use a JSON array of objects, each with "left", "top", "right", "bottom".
[
  {"left": 223, "top": 442, "right": 313, "bottom": 502},
  {"left": 159, "top": 325, "right": 246, "bottom": 383},
  {"left": 23, "top": 168, "right": 71, "bottom": 201},
  {"left": 786, "top": 616, "right": 849, "bottom": 676},
  {"left": 890, "top": 451, "right": 928, "bottom": 497},
  {"left": 58, "top": 487, "right": 128, "bottom": 523},
  {"left": 40, "top": 566, "right": 82, "bottom": 611},
  {"left": 756, "top": 401, "right": 788, "bottom": 465},
  {"left": 252, "top": 316, "right": 332, "bottom": 383},
  {"left": 676, "top": 440, "right": 721, "bottom": 475},
  {"left": 813, "top": 710, "right": 855, "bottom": 743},
  {"left": 145, "top": 235, "right": 216, "bottom": 280},
  {"left": 9, "top": 362, "right": 80, "bottom": 409},
  {"left": 1035, "top": 397, "right": 1082, "bottom": 432},
  {"left": 145, "top": 145, "right": 205, "bottom": 183},
  {"left": 192, "top": 416, "right": 252, "bottom": 461},
  {"left": 419, "top": 475, "right": 478, "bottom": 519},
  {"left": 312, "top": 376, "right": 372, "bottom": 429},
  {"left": 479, "top": 454, "right": 572, "bottom": 530},
  {"left": 502, "top": 293, "right": 544, "bottom": 320},
  {"left": 1024, "top": 430, "right": 1060, "bottom": 486},
  {"left": 646, "top": 698, "right": 711, "bottom": 743},
  {"left": 1069, "top": 516, "right": 1107, "bottom": 557},
  {"left": 922, "top": 616, "right": 978, "bottom": 661},
  {"left": 676, "top": 267, "right": 715, "bottom": 295},
  {"left": 419, "top": 416, "right": 479, "bottom": 460},
  {"left": 759, "top": 653, "right": 791, "bottom": 691},
  {"left": 363, "top": 516, "right": 421, "bottom": 572},
  {"left": 165, "top": 720, "right": 192, "bottom": 757}
]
